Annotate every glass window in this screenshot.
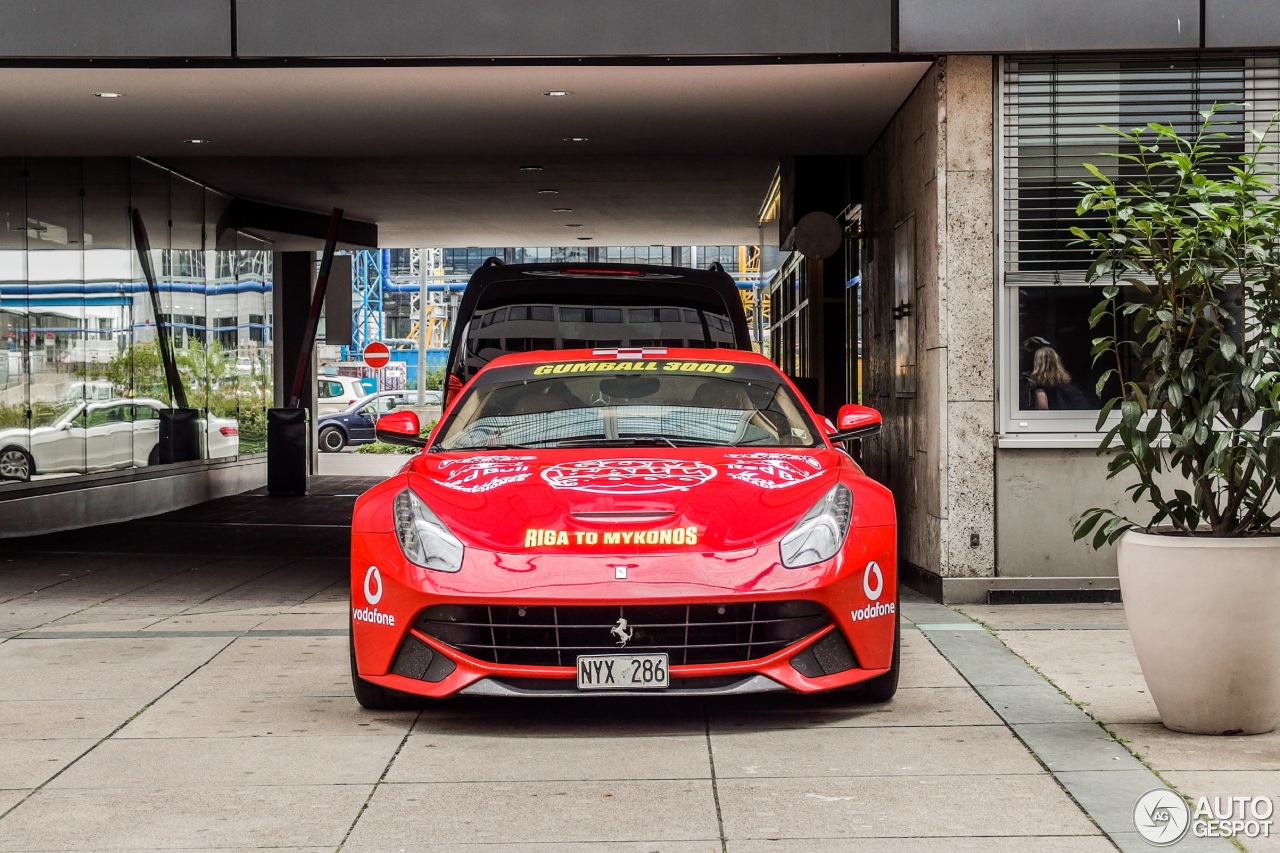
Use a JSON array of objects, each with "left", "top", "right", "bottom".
[
  {"left": 435, "top": 359, "right": 818, "bottom": 451},
  {"left": 1000, "top": 56, "right": 1277, "bottom": 434}
]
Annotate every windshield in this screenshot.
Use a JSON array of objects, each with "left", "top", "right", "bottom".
[{"left": 434, "top": 358, "right": 819, "bottom": 451}]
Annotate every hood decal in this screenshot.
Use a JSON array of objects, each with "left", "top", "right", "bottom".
[
  {"left": 725, "top": 452, "right": 824, "bottom": 490},
  {"left": 541, "top": 458, "right": 718, "bottom": 495},
  {"left": 435, "top": 454, "right": 536, "bottom": 493}
]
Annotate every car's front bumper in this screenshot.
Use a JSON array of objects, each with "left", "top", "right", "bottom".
[{"left": 350, "top": 527, "right": 897, "bottom": 699}]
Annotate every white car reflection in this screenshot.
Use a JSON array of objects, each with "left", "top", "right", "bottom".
[{"left": 0, "top": 398, "right": 239, "bottom": 482}]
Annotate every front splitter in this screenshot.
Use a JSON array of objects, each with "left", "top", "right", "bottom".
[{"left": 457, "top": 673, "right": 788, "bottom": 698}]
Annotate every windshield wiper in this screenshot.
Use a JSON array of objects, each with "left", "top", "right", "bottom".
[{"left": 430, "top": 442, "right": 530, "bottom": 452}]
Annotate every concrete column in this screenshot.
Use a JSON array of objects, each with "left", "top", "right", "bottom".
[{"left": 861, "top": 56, "right": 997, "bottom": 586}]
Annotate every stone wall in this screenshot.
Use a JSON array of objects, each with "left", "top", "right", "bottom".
[{"left": 862, "top": 56, "right": 996, "bottom": 580}]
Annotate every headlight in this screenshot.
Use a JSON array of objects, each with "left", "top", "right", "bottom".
[
  {"left": 393, "top": 489, "right": 464, "bottom": 572},
  {"left": 779, "top": 483, "right": 853, "bottom": 568}
]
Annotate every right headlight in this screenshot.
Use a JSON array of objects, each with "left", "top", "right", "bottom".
[
  {"left": 779, "top": 483, "right": 853, "bottom": 568},
  {"left": 393, "top": 488, "right": 464, "bottom": 572}
]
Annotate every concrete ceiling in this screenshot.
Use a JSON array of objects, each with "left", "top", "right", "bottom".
[{"left": 0, "top": 62, "right": 930, "bottom": 247}]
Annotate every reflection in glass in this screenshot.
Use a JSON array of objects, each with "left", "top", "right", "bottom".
[
  {"left": 1016, "top": 286, "right": 1146, "bottom": 411},
  {"left": 0, "top": 157, "right": 274, "bottom": 489}
]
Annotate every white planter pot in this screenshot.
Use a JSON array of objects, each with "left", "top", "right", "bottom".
[{"left": 1119, "top": 530, "right": 1280, "bottom": 735}]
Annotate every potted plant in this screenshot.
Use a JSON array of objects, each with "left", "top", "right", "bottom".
[{"left": 1072, "top": 107, "right": 1280, "bottom": 735}]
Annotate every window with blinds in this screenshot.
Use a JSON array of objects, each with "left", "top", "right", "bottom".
[
  {"left": 999, "top": 55, "right": 1280, "bottom": 429},
  {"left": 1002, "top": 55, "right": 1280, "bottom": 285}
]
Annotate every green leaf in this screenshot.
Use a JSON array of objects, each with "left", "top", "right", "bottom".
[{"left": 1083, "top": 162, "right": 1110, "bottom": 183}]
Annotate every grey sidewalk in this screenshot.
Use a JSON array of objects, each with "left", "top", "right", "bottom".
[{"left": 0, "top": 486, "right": 1267, "bottom": 851}]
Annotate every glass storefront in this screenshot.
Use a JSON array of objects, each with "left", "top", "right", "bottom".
[{"left": 0, "top": 158, "right": 273, "bottom": 488}]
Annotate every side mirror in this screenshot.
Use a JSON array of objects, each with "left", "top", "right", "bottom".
[
  {"left": 375, "top": 410, "right": 427, "bottom": 447},
  {"left": 830, "top": 403, "right": 882, "bottom": 443}
]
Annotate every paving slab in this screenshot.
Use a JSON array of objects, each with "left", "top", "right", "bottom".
[
  {"left": 0, "top": 785, "right": 369, "bottom": 851},
  {"left": 345, "top": 843, "right": 721, "bottom": 853},
  {"left": 117, "top": 693, "right": 415, "bottom": 738},
  {"left": 708, "top": 686, "right": 1003, "bottom": 731},
  {"left": 731, "top": 839, "right": 1119, "bottom": 853},
  {"left": 0, "top": 698, "right": 142, "bottom": 740},
  {"left": 1106, "top": 832, "right": 1245, "bottom": 853},
  {"left": 0, "top": 790, "right": 28, "bottom": 818},
  {"left": 141, "top": 612, "right": 272, "bottom": 632},
  {"left": 0, "top": 606, "right": 100, "bottom": 633},
  {"left": 1160, "top": 769, "right": 1280, "bottom": 852},
  {"left": 711, "top": 724, "right": 1043, "bottom": 778},
  {"left": 1012, "top": 721, "right": 1141, "bottom": 772},
  {"left": 918, "top": 629, "right": 1049, "bottom": 687},
  {"left": 20, "top": 617, "right": 162, "bottom": 633},
  {"left": 979, "top": 683, "right": 1094, "bottom": 724},
  {"left": 343, "top": 780, "right": 720, "bottom": 847},
  {"left": 1055, "top": 768, "right": 1237, "bottom": 848},
  {"left": 410, "top": 699, "right": 709, "bottom": 737},
  {"left": 716, "top": 774, "right": 1102, "bottom": 840},
  {"left": 249, "top": 612, "right": 347, "bottom": 631},
  {"left": 1110, "top": 723, "right": 1280, "bottom": 771},
  {"left": 171, "top": 657, "right": 352, "bottom": 698},
  {"left": 958, "top": 603, "right": 1130, "bottom": 630},
  {"left": 895, "top": 629, "right": 969, "bottom": 689},
  {"left": 997, "top": 629, "right": 1159, "bottom": 724},
  {"left": 46, "top": 734, "right": 403, "bottom": 788},
  {"left": 0, "top": 738, "right": 94, "bottom": 789},
  {"left": 0, "top": 636, "right": 230, "bottom": 701},
  {"left": 387, "top": 731, "right": 711, "bottom": 783}
]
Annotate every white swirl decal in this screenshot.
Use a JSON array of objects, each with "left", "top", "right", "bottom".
[
  {"left": 724, "top": 452, "right": 824, "bottom": 489},
  {"left": 434, "top": 455, "right": 536, "bottom": 493},
  {"left": 541, "top": 459, "right": 717, "bottom": 494}
]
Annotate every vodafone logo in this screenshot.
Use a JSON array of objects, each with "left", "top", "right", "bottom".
[
  {"left": 353, "top": 565, "right": 395, "bottom": 628},
  {"left": 363, "top": 565, "right": 383, "bottom": 605},
  {"left": 851, "top": 561, "right": 894, "bottom": 622},
  {"left": 863, "top": 561, "right": 884, "bottom": 601},
  {"left": 541, "top": 459, "right": 717, "bottom": 495}
]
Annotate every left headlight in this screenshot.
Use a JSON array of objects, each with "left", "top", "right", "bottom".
[
  {"left": 779, "top": 483, "right": 853, "bottom": 568},
  {"left": 393, "top": 488, "right": 464, "bottom": 572}
]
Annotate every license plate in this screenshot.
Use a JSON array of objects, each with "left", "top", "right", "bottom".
[{"left": 576, "top": 653, "right": 669, "bottom": 690}]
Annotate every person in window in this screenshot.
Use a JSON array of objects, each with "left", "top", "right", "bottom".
[{"left": 1026, "top": 346, "right": 1091, "bottom": 411}]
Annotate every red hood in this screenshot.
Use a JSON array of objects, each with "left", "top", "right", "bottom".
[{"left": 403, "top": 448, "right": 854, "bottom": 554}]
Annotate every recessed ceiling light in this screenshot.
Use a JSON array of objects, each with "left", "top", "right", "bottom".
[
  {"left": 576, "top": 236, "right": 592, "bottom": 241},
  {"left": 536, "top": 188, "right": 559, "bottom": 195},
  {"left": 92, "top": 92, "right": 124, "bottom": 98},
  {"left": 184, "top": 138, "right": 210, "bottom": 144},
  {"left": 519, "top": 165, "right": 543, "bottom": 171},
  {"left": 552, "top": 208, "right": 572, "bottom": 213},
  {"left": 565, "top": 223, "right": 584, "bottom": 228},
  {"left": 543, "top": 90, "right": 573, "bottom": 97},
  {"left": 563, "top": 137, "right": 589, "bottom": 143}
]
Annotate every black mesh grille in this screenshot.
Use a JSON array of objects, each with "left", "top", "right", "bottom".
[{"left": 415, "top": 601, "right": 830, "bottom": 666}]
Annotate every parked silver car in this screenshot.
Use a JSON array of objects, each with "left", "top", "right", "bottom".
[{"left": 0, "top": 398, "right": 239, "bottom": 482}]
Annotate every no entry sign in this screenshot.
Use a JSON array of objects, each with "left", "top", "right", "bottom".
[{"left": 363, "top": 341, "right": 391, "bottom": 369}]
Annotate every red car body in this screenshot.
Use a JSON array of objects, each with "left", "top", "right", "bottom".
[{"left": 350, "top": 348, "right": 897, "bottom": 703}]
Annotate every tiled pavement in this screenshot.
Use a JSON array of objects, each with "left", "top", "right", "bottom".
[{"left": 0, "top": 464, "right": 1269, "bottom": 851}]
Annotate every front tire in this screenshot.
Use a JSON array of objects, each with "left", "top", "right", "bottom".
[
  {"left": 0, "top": 446, "right": 33, "bottom": 482},
  {"left": 319, "top": 426, "right": 347, "bottom": 453}
]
